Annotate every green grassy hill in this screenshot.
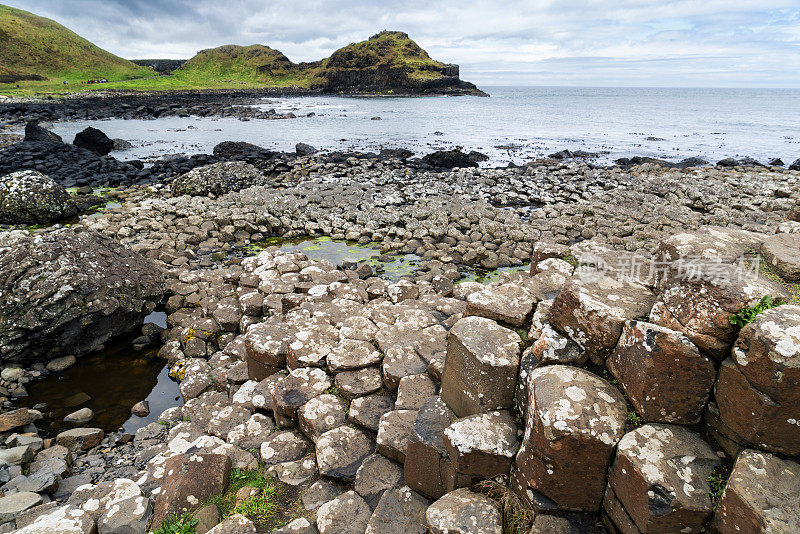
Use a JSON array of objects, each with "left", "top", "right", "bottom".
[
  {"left": 0, "top": 3, "right": 153, "bottom": 84},
  {"left": 171, "top": 31, "right": 482, "bottom": 95}
]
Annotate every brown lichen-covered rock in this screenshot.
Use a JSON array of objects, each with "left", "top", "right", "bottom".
[
  {"left": 607, "top": 320, "right": 715, "bottom": 424},
  {"left": 443, "top": 411, "right": 519, "bottom": 479},
  {"left": 440, "top": 316, "right": 521, "bottom": 417},
  {"left": 365, "top": 486, "right": 429, "bottom": 534},
  {"left": 425, "top": 488, "right": 502, "bottom": 534},
  {"left": 512, "top": 365, "right": 626, "bottom": 512},
  {"left": 0, "top": 227, "right": 164, "bottom": 364},
  {"left": 714, "top": 305, "right": 800, "bottom": 455},
  {"left": 604, "top": 424, "right": 721, "bottom": 534},
  {"left": 761, "top": 232, "right": 800, "bottom": 282},
  {"left": 651, "top": 263, "right": 789, "bottom": 359},
  {"left": 171, "top": 161, "right": 265, "bottom": 197},
  {"left": 550, "top": 276, "right": 655, "bottom": 364},
  {"left": 298, "top": 394, "right": 347, "bottom": 442},
  {"left": 151, "top": 453, "right": 232, "bottom": 530},
  {"left": 0, "top": 170, "right": 76, "bottom": 225},
  {"left": 712, "top": 450, "right": 800, "bottom": 534},
  {"left": 658, "top": 226, "right": 765, "bottom": 265}
]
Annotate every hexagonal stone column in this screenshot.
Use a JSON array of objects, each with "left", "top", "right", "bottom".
[
  {"left": 712, "top": 450, "right": 800, "bottom": 534},
  {"left": 440, "top": 316, "right": 521, "bottom": 417},
  {"left": 607, "top": 320, "right": 715, "bottom": 424},
  {"left": 512, "top": 365, "right": 626, "bottom": 512},
  {"left": 604, "top": 424, "right": 721, "bottom": 533},
  {"left": 443, "top": 411, "right": 519, "bottom": 479},
  {"left": 714, "top": 305, "right": 800, "bottom": 455},
  {"left": 550, "top": 277, "right": 655, "bottom": 364}
]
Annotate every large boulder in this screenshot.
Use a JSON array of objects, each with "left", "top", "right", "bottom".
[
  {"left": 0, "top": 170, "right": 76, "bottom": 225},
  {"left": 604, "top": 424, "right": 721, "bottom": 533},
  {"left": 23, "top": 121, "right": 62, "bottom": 143},
  {"left": 440, "top": 316, "right": 521, "bottom": 417},
  {"left": 213, "top": 140, "right": 279, "bottom": 161},
  {"left": 73, "top": 127, "right": 114, "bottom": 156},
  {"left": 550, "top": 276, "right": 655, "bottom": 364},
  {"left": 512, "top": 365, "right": 626, "bottom": 512},
  {"left": 171, "top": 161, "right": 265, "bottom": 197},
  {"left": 607, "top": 320, "right": 715, "bottom": 424},
  {"left": 714, "top": 305, "right": 800, "bottom": 455},
  {"left": 421, "top": 150, "right": 478, "bottom": 169},
  {"left": 651, "top": 262, "right": 788, "bottom": 359},
  {"left": 0, "top": 227, "right": 165, "bottom": 364},
  {"left": 712, "top": 450, "right": 800, "bottom": 533}
]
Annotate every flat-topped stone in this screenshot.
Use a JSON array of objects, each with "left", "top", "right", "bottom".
[
  {"left": 761, "top": 232, "right": 800, "bottom": 281},
  {"left": 441, "top": 316, "right": 521, "bottom": 417}
]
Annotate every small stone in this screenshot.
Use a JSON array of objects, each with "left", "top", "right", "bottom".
[
  {"left": 443, "top": 411, "right": 519, "bottom": 478},
  {"left": 261, "top": 431, "right": 311, "bottom": 466},
  {"left": 46, "top": 355, "right": 76, "bottom": 373},
  {"left": 354, "top": 453, "right": 404, "bottom": 509},
  {"left": 131, "top": 400, "right": 150, "bottom": 417},
  {"left": 348, "top": 393, "right": 395, "bottom": 431},
  {"left": 303, "top": 480, "right": 342, "bottom": 511},
  {"left": 206, "top": 513, "right": 256, "bottom": 534},
  {"left": 298, "top": 394, "right": 347, "bottom": 442},
  {"left": 63, "top": 407, "right": 94, "bottom": 424},
  {"left": 365, "top": 486, "right": 429, "bottom": 534},
  {"left": 316, "top": 426, "right": 374, "bottom": 481},
  {"left": 55, "top": 428, "right": 105, "bottom": 451},
  {"left": 376, "top": 410, "right": 418, "bottom": 463},
  {"left": 395, "top": 374, "right": 437, "bottom": 411},
  {"left": 0, "top": 492, "right": 43, "bottom": 525}
]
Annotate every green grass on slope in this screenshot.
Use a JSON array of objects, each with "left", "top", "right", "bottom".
[{"left": 0, "top": 3, "right": 154, "bottom": 84}]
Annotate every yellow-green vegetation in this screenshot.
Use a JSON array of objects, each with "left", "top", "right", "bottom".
[
  {"left": 474, "top": 480, "right": 534, "bottom": 534},
  {"left": 153, "top": 513, "right": 198, "bottom": 534},
  {"left": 0, "top": 4, "right": 154, "bottom": 90},
  {"left": 708, "top": 469, "right": 728, "bottom": 509},
  {"left": 729, "top": 295, "right": 785, "bottom": 328},
  {"left": 758, "top": 256, "right": 800, "bottom": 305},
  {"left": 208, "top": 466, "right": 305, "bottom": 530}
]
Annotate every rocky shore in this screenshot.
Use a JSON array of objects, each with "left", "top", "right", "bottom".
[{"left": 0, "top": 124, "right": 798, "bottom": 533}]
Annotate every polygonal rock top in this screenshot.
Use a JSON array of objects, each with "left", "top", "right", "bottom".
[{"left": 448, "top": 316, "right": 521, "bottom": 368}]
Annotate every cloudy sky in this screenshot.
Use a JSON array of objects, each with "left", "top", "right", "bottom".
[{"left": 6, "top": 0, "right": 800, "bottom": 87}]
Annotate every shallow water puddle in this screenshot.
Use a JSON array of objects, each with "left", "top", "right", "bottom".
[
  {"left": 246, "top": 236, "right": 422, "bottom": 281},
  {"left": 21, "top": 312, "right": 180, "bottom": 436}
]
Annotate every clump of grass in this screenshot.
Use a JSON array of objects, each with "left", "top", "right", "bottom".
[
  {"left": 153, "top": 513, "right": 198, "bottom": 534},
  {"left": 729, "top": 295, "right": 785, "bottom": 328},
  {"left": 708, "top": 470, "right": 728, "bottom": 509},
  {"left": 208, "top": 466, "right": 300, "bottom": 530},
  {"left": 473, "top": 480, "right": 534, "bottom": 534},
  {"left": 562, "top": 254, "right": 578, "bottom": 267},
  {"left": 626, "top": 410, "right": 644, "bottom": 429}
]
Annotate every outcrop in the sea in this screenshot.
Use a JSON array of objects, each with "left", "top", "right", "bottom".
[
  {"left": 72, "top": 126, "right": 114, "bottom": 156},
  {"left": 23, "top": 121, "right": 62, "bottom": 143},
  {"left": 0, "top": 170, "right": 76, "bottom": 224},
  {"left": 0, "top": 227, "right": 165, "bottom": 364},
  {"left": 171, "top": 161, "right": 266, "bottom": 197}
]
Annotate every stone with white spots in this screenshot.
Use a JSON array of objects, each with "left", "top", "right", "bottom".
[
  {"left": 316, "top": 491, "right": 371, "bottom": 534},
  {"left": 465, "top": 283, "right": 537, "bottom": 326},
  {"left": 347, "top": 393, "right": 395, "bottom": 431},
  {"left": 714, "top": 305, "right": 800, "bottom": 455},
  {"left": 14, "top": 505, "right": 95, "bottom": 534},
  {"left": 354, "top": 453, "right": 404, "bottom": 509},
  {"left": 207, "top": 404, "right": 251, "bottom": 439},
  {"left": 443, "top": 411, "right": 519, "bottom": 479},
  {"left": 327, "top": 339, "right": 382, "bottom": 372},
  {"left": 440, "top": 316, "right": 521, "bottom": 417},
  {"left": 376, "top": 409, "right": 418, "bottom": 464},
  {"left": 365, "top": 486, "right": 429, "bottom": 534},
  {"left": 0, "top": 492, "right": 43, "bottom": 526},
  {"left": 395, "top": 374, "right": 437, "bottom": 411},
  {"left": 512, "top": 365, "right": 626, "bottom": 512},
  {"left": 604, "top": 424, "right": 721, "bottom": 534},
  {"left": 650, "top": 263, "right": 788, "bottom": 360},
  {"left": 334, "top": 367, "right": 384, "bottom": 399},
  {"left": 381, "top": 346, "right": 428, "bottom": 391},
  {"left": 607, "top": 320, "right": 715, "bottom": 425},
  {"left": 712, "top": 450, "right": 800, "bottom": 534},
  {"left": 151, "top": 454, "right": 231, "bottom": 530},
  {"left": 97, "top": 494, "right": 152, "bottom": 534},
  {"left": 206, "top": 513, "right": 257, "bottom": 534},
  {"left": 425, "top": 488, "right": 502, "bottom": 534},
  {"left": 302, "top": 480, "right": 342, "bottom": 511},
  {"left": 226, "top": 413, "right": 274, "bottom": 450},
  {"left": 260, "top": 431, "right": 311, "bottom": 466},
  {"left": 273, "top": 517, "right": 318, "bottom": 534},
  {"left": 316, "top": 426, "right": 374, "bottom": 481},
  {"left": 298, "top": 394, "right": 347, "bottom": 442},
  {"left": 271, "top": 367, "right": 331, "bottom": 425},
  {"left": 550, "top": 276, "right": 656, "bottom": 364}
]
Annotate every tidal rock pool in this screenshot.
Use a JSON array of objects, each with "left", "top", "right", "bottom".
[{"left": 21, "top": 312, "right": 181, "bottom": 436}]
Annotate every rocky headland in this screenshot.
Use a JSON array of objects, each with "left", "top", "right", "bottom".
[{"left": 0, "top": 123, "right": 798, "bottom": 534}]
